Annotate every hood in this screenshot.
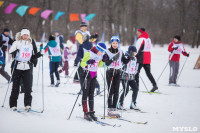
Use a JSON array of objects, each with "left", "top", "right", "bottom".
[
  {"left": 47, "top": 40, "right": 57, "bottom": 47},
  {"left": 139, "top": 31, "right": 149, "bottom": 39},
  {"left": 15, "top": 32, "right": 32, "bottom": 43}
]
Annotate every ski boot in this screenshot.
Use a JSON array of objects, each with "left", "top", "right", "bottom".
[
  {"left": 117, "top": 103, "right": 125, "bottom": 110},
  {"left": 10, "top": 106, "right": 17, "bottom": 111},
  {"left": 89, "top": 111, "right": 98, "bottom": 121},
  {"left": 96, "top": 88, "right": 100, "bottom": 95},
  {"left": 84, "top": 112, "right": 93, "bottom": 121},
  {"left": 107, "top": 108, "right": 120, "bottom": 118},
  {"left": 130, "top": 102, "right": 140, "bottom": 110},
  {"left": 150, "top": 85, "right": 158, "bottom": 92},
  {"left": 55, "top": 80, "right": 60, "bottom": 87},
  {"left": 25, "top": 106, "right": 31, "bottom": 111}
]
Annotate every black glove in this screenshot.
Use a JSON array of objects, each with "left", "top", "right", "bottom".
[
  {"left": 112, "top": 52, "right": 120, "bottom": 61},
  {"left": 173, "top": 46, "right": 178, "bottom": 50},
  {"left": 74, "top": 62, "right": 78, "bottom": 66},
  {"left": 186, "top": 53, "right": 189, "bottom": 57},
  {"left": 2, "top": 40, "right": 6, "bottom": 44},
  {"left": 87, "top": 59, "right": 95, "bottom": 65}
]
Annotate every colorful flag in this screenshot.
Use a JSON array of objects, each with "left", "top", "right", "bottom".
[
  {"left": 16, "top": 5, "right": 29, "bottom": 17},
  {"left": 29, "top": 7, "right": 40, "bottom": 15},
  {"left": 80, "top": 13, "right": 87, "bottom": 23},
  {"left": 41, "top": 9, "right": 53, "bottom": 19},
  {"left": 54, "top": 11, "right": 65, "bottom": 20},
  {"left": 4, "top": 3, "right": 18, "bottom": 14},
  {"left": 69, "top": 13, "right": 80, "bottom": 22},
  {"left": 0, "top": 1, "right": 4, "bottom": 7},
  {"left": 85, "top": 13, "right": 96, "bottom": 21}
]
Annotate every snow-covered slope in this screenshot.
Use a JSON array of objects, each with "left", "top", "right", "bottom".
[{"left": 0, "top": 45, "right": 200, "bottom": 133}]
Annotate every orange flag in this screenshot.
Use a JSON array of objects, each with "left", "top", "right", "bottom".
[
  {"left": 69, "top": 13, "right": 80, "bottom": 22},
  {"left": 29, "top": 7, "right": 40, "bottom": 15},
  {"left": 0, "top": 1, "right": 4, "bottom": 7}
]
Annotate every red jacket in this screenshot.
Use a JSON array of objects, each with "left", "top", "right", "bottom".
[
  {"left": 136, "top": 31, "right": 151, "bottom": 64},
  {"left": 168, "top": 41, "right": 188, "bottom": 62}
]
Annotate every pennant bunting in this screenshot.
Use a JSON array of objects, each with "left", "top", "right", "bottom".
[
  {"left": 29, "top": 7, "right": 40, "bottom": 15},
  {"left": 80, "top": 13, "right": 87, "bottom": 23},
  {"left": 4, "top": 3, "right": 18, "bottom": 14},
  {"left": 0, "top": 1, "right": 4, "bottom": 7},
  {"left": 41, "top": 9, "right": 53, "bottom": 19},
  {"left": 16, "top": 5, "right": 29, "bottom": 17},
  {"left": 69, "top": 13, "right": 80, "bottom": 22},
  {"left": 54, "top": 11, "right": 65, "bottom": 20},
  {"left": 85, "top": 13, "right": 96, "bottom": 21}
]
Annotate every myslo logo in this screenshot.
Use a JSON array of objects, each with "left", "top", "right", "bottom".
[{"left": 172, "top": 127, "right": 198, "bottom": 132}]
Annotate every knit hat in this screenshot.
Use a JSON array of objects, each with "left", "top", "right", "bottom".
[
  {"left": 96, "top": 42, "right": 107, "bottom": 53},
  {"left": 80, "top": 22, "right": 87, "bottom": 27},
  {"left": 111, "top": 36, "right": 120, "bottom": 44},
  {"left": 174, "top": 35, "right": 181, "bottom": 41},
  {"left": 21, "top": 29, "right": 30, "bottom": 36},
  {"left": 49, "top": 35, "right": 55, "bottom": 41},
  {"left": 128, "top": 45, "right": 137, "bottom": 53},
  {"left": 138, "top": 28, "right": 145, "bottom": 33},
  {"left": 3, "top": 28, "right": 10, "bottom": 32}
]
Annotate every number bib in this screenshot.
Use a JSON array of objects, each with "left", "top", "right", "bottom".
[
  {"left": 173, "top": 43, "right": 184, "bottom": 54},
  {"left": 88, "top": 51, "right": 102, "bottom": 72},
  {"left": 49, "top": 44, "right": 61, "bottom": 56},
  {"left": 106, "top": 49, "right": 123, "bottom": 69},
  {"left": 17, "top": 44, "right": 33, "bottom": 62},
  {"left": 2, "top": 34, "right": 9, "bottom": 47},
  {"left": 143, "top": 38, "right": 151, "bottom": 52},
  {"left": 126, "top": 58, "right": 137, "bottom": 74}
]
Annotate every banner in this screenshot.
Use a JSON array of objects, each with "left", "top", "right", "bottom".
[
  {"left": 54, "top": 11, "right": 65, "bottom": 20},
  {"left": 70, "top": 13, "right": 80, "bottom": 22},
  {"left": 41, "top": 9, "right": 53, "bottom": 19},
  {"left": 80, "top": 13, "right": 87, "bottom": 23},
  {"left": 4, "top": 3, "right": 18, "bottom": 14},
  {"left": 16, "top": 5, "right": 29, "bottom": 17},
  {"left": 29, "top": 7, "right": 40, "bottom": 15},
  {"left": 0, "top": 1, "right": 4, "bottom": 7},
  {"left": 85, "top": 13, "right": 96, "bottom": 21}
]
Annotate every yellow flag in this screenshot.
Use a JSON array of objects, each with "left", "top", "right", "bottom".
[{"left": 0, "top": 1, "right": 4, "bottom": 7}]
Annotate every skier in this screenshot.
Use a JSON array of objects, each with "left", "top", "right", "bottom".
[
  {"left": 135, "top": 28, "right": 158, "bottom": 92},
  {"left": 117, "top": 46, "right": 139, "bottom": 110},
  {"left": 0, "top": 44, "right": 11, "bottom": 82},
  {"left": 80, "top": 42, "right": 107, "bottom": 121},
  {"left": 104, "top": 36, "right": 130, "bottom": 117},
  {"left": 55, "top": 31, "right": 64, "bottom": 67},
  {"left": 168, "top": 35, "right": 189, "bottom": 86},
  {"left": 44, "top": 35, "right": 61, "bottom": 87},
  {"left": 9, "top": 29, "right": 43, "bottom": 111},
  {"left": 58, "top": 44, "right": 71, "bottom": 78},
  {"left": 0, "top": 28, "right": 14, "bottom": 70}
]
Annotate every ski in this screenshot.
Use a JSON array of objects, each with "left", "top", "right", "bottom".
[
  {"left": 100, "top": 116, "right": 148, "bottom": 125},
  {"left": 140, "top": 91, "right": 168, "bottom": 95},
  {"left": 76, "top": 116, "right": 121, "bottom": 127},
  {"left": 117, "top": 108, "right": 148, "bottom": 113}
]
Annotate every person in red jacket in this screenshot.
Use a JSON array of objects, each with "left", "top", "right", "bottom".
[
  {"left": 135, "top": 28, "right": 158, "bottom": 92},
  {"left": 168, "top": 35, "right": 189, "bottom": 86}
]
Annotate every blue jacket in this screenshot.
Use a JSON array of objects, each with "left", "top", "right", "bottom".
[{"left": 74, "top": 40, "right": 93, "bottom": 64}]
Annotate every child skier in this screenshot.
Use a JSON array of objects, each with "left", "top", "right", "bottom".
[
  {"left": 9, "top": 29, "right": 43, "bottom": 111},
  {"left": 44, "top": 35, "right": 61, "bottom": 87},
  {"left": 58, "top": 44, "right": 71, "bottom": 78},
  {"left": 0, "top": 46, "right": 11, "bottom": 82},
  {"left": 118, "top": 46, "right": 139, "bottom": 110},
  {"left": 80, "top": 42, "right": 107, "bottom": 121},
  {"left": 104, "top": 36, "right": 130, "bottom": 117},
  {"left": 168, "top": 35, "right": 189, "bottom": 86}
]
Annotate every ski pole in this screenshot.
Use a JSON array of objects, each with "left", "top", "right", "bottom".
[
  {"left": 41, "top": 51, "right": 44, "bottom": 113},
  {"left": 156, "top": 61, "right": 168, "bottom": 83},
  {"left": 176, "top": 54, "right": 189, "bottom": 83},
  {"left": 67, "top": 65, "right": 90, "bottom": 120},
  {"left": 37, "top": 58, "right": 41, "bottom": 86},
  {"left": 103, "top": 63, "right": 106, "bottom": 119},
  {"left": 139, "top": 75, "right": 151, "bottom": 95},
  {"left": 1, "top": 59, "right": 17, "bottom": 108},
  {"left": 65, "top": 65, "right": 79, "bottom": 84}
]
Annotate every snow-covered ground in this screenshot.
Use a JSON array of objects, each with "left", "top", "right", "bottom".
[{"left": 0, "top": 45, "right": 200, "bottom": 133}]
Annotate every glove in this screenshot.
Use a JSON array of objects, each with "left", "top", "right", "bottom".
[
  {"left": 40, "top": 49, "right": 44, "bottom": 55},
  {"left": 186, "top": 53, "right": 189, "bottom": 57},
  {"left": 102, "top": 54, "right": 109, "bottom": 62},
  {"left": 87, "top": 59, "right": 95, "bottom": 65},
  {"left": 74, "top": 62, "right": 78, "bottom": 66},
  {"left": 173, "top": 46, "right": 178, "bottom": 50},
  {"left": 112, "top": 52, "right": 120, "bottom": 61},
  {"left": 2, "top": 41, "right": 6, "bottom": 44}
]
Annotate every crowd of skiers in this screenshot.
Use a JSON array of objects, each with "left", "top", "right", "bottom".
[{"left": 0, "top": 22, "right": 189, "bottom": 121}]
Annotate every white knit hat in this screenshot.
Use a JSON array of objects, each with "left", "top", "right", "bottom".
[{"left": 21, "top": 29, "right": 30, "bottom": 36}]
